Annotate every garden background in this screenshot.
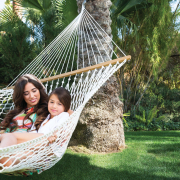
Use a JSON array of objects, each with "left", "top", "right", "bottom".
[{"left": 0, "top": 0, "right": 180, "bottom": 179}]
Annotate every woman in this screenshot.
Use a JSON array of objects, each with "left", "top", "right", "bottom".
[{"left": 0, "top": 74, "right": 48, "bottom": 134}]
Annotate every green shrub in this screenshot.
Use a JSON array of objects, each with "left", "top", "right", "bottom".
[
  {"left": 0, "top": 18, "right": 36, "bottom": 83},
  {"left": 123, "top": 82, "right": 180, "bottom": 131}
]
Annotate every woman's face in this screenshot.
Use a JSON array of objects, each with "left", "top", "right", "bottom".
[
  {"left": 48, "top": 94, "right": 65, "bottom": 119},
  {"left": 23, "top": 82, "right": 40, "bottom": 108}
]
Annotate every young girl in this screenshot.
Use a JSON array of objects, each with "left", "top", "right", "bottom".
[
  {"left": 30, "top": 87, "right": 71, "bottom": 137},
  {"left": 0, "top": 87, "right": 71, "bottom": 149}
]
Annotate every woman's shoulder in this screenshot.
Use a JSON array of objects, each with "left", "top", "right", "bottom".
[
  {"left": 13, "top": 108, "right": 37, "bottom": 120},
  {"left": 13, "top": 110, "right": 25, "bottom": 120}
]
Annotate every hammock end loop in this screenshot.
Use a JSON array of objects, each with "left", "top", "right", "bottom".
[{"left": 82, "top": 0, "right": 87, "bottom": 9}]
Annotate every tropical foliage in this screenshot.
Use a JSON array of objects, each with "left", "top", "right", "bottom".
[
  {"left": 111, "top": 0, "right": 180, "bottom": 131},
  {"left": 14, "top": 0, "right": 77, "bottom": 47},
  {"left": 0, "top": 0, "right": 78, "bottom": 83},
  {"left": 0, "top": 4, "right": 36, "bottom": 82},
  {"left": 0, "top": 0, "right": 179, "bottom": 131}
]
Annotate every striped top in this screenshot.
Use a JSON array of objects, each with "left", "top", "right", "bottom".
[{"left": 11, "top": 107, "right": 37, "bottom": 133}]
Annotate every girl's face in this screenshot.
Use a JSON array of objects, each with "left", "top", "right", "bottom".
[
  {"left": 48, "top": 94, "right": 65, "bottom": 119},
  {"left": 23, "top": 82, "right": 40, "bottom": 108}
]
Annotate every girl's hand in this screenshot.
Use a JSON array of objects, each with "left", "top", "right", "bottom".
[
  {"left": 67, "top": 109, "right": 73, "bottom": 115},
  {"left": 47, "top": 133, "right": 57, "bottom": 144}
]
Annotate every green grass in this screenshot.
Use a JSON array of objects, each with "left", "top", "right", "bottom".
[{"left": 1, "top": 131, "right": 180, "bottom": 180}]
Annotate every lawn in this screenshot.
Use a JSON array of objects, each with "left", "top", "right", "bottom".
[{"left": 1, "top": 131, "right": 180, "bottom": 180}]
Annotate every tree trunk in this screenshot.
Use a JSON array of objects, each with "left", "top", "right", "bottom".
[
  {"left": 13, "top": 0, "right": 21, "bottom": 18},
  {"left": 72, "top": 0, "right": 125, "bottom": 152}
]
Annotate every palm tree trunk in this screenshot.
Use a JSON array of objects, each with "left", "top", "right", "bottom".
[
  {"left": 13, "top": 0, "right": 21, "bottom": 18},
  {"left": 73, "top": 0, "right": 125, "bottom": 152}
]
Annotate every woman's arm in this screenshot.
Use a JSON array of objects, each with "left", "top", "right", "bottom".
[
  {"left": 12, "top": 133, "right": 44, "bottom": 144},
  {"left": 0, "top": 133, "right": 17, "bottom": 148},
  {"left": 14, "top": 133, "right": 56, "bottom": 144},
  {"left": 0, "top": 133, "right": 43, "bottom": 148},
  {"left": 0, "top": 132, "right": 56, "bottom": 150}
]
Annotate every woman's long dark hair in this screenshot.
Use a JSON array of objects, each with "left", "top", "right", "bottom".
[
  {"left": 0, "top": 74, "right": 48, "bottom": 132},
  {"left": 33, "top": 87, "right": 71, "bottom": 131}
]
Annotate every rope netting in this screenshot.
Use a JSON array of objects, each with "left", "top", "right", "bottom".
[{"left": 0, "top": 3, "right": 130, "bottom": 175}]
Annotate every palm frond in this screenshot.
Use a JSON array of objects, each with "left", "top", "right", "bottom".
[
  {"left": 111, "top": 0, "right": 152, "bottom": 32},
  {"left": 0, "top": 5, "right": 17, "bottom": 31},
  {"left": 14, "top": 0, "right": 52, "bottom": 14}
]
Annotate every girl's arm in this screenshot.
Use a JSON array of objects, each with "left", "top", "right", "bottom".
[{"left": 67, "top": 109, "right": 73, "bottom": 115}]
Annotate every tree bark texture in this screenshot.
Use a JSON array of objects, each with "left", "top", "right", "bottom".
[{"left": 72, "top": 0, "right": 125, "bottom": 152}]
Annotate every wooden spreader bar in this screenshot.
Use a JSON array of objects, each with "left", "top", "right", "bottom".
[
  {"left": 41, "top": 55, "right": 131, "bottom": 83},
  {"left": 5, "top": 55, "right": 131, "bottom": 89}
]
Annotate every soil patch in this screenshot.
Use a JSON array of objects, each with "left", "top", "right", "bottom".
[{"left": 68, "top": 138, "right": 127, "bottom": 154}]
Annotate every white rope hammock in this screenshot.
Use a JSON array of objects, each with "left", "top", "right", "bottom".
[{"left": 0, "top": 2, "right": 131, "bottom": 176}]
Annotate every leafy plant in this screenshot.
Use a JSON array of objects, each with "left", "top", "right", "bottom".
[
  {"left": 0, "top": 5, "right": 36, "bottom": 83},
  {"left": 123, "top": 112, "right": 130, "bottom": 127},
  {"left": 135, "top": 106, "right": 164, "bottom": 126}
]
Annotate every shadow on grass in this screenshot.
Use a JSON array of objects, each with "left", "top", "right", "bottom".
[
  {"left": 148, "top": 142, "right": 180, "bottom": 155},
  {"left": 126, "top": 131, "right": 180, "bottom": 142},
  {"left": 0, "top": 151, "right": 180, "bottom": 180}
]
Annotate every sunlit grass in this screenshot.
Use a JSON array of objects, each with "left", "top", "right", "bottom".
[{"left": 1, "top": 131, "right": 180, "bottom": 180}]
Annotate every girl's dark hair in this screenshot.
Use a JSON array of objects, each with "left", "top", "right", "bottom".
[
  {"left": 0, "top": 74, "right": 48, "bottom": 132},
  {"left": 34, "top": 87, "right": 71, "bottom": 131}
]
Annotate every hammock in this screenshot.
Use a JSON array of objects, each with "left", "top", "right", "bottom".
[{"left": 0, "top": 2, "right": 131, "bottom": 176}]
